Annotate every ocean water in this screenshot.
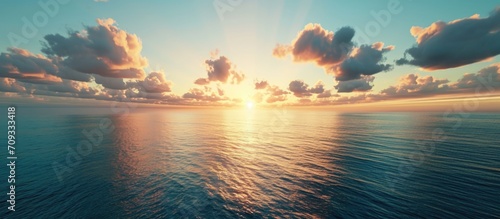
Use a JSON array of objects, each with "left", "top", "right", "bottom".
[{"left": 1, "top": 107, "right": 499, "bottom": 218}]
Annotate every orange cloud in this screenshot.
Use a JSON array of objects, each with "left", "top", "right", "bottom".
[{"left": 42, "top": 18, "right": 148, "bottom": 79}]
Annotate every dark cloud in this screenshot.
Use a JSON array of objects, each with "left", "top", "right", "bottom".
[
  {"left": 289, "top": 80, "right": 311, "bottom": 97},
  {"left": 396, "top": 7, "right": 500, "bottom": 70},
  {"left": 276, "top": 24, "right": 354, "bottom": 65},
  {"left": 273, "top": 23, "right": 393, "bottom": 82},
  {"left": 333, "top": 43, "right": 393, "bottom": 81},
  {"left": 53, "top": 62, "right": 93, "bottom": 82},
  {"left": 206, "top": 56, "right": 231, "bottom": 82},
  {"left": 288, "top": 80, "right": 325, "bottom": 97},
  {"left": 93, "top": 74, "right": 127, "bottom": 89},
  {"left": 41, "top": 18, "right": 148, "bottom": 79},
  {"left": 196, "top": 56, "right": 245, "bottom": 84},
  {"left": 0, "top": 48, "right": 62, "bottom": 84},
  {"left": 0, "top": 78, "right": 26, "bottom": 93},
  {"left": 335, "top": 76, "right": 374, "bottom": 93}
]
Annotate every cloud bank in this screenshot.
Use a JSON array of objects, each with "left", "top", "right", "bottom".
[
  {"left": 0, "top": 19, "right": 179, "bottom": 104},
  {"left": 396, "top": 8, "right": 500, "bottom": 70},
  {"left": 273, "top": 23, "right": 394, "bottom": 93}
]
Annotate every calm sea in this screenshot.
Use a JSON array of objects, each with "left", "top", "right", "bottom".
[{"left": 1, "top": 107, "right": 499, "bottom": 218}]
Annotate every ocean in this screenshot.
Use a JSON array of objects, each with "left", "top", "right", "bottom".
[{"left": 1, "top": 107, "right": 499, "bottom": 218}]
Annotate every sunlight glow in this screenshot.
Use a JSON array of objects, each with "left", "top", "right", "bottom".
[{"left": 246, "top": 101, "right": 254, "bottom": 109}]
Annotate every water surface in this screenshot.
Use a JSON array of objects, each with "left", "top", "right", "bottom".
[{"left": 1, "top": 107, "right": 499, "bottom": 218}]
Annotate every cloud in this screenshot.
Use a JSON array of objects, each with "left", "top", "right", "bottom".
[
  {"left": 44, "top": 80, "right": 100, "bottom": 97},
  {"left": 279, "top": 24, "right": 354, "bottom": 66},
  {"left": 217, "top": 86, "right": 224, "bottom": 96},
  {"left": 1, "top": 18, "right": 151, "bottom": 86},
  {"left": 288, "top": 80, "right": 324, "bottom": 97},
  {"left": 0, "top": 77, "right": 101, "bottom": 99},
  {"left": 254, "top": 80, "right": 269, "bottom": 89},
  {"left": 41, "top": 18, "right": 148, "bottom": 79},
  {"left": 92, "top": 71, "right": 173, "bottom": 92},
  {"left": 182, "top": 86, "right": 228, "bottom": 102},
  {"left": 333, "top": 43, "right": 393, "bottom": 81},
  {"left": 317, "top": 90, "right": 335, "bottom": 98},
  {"left": 343, "top": 64, "right": 500, "bottom": 103},
  {"left": 292, "top": 63, "right": 500, "bottom": 106},
  {"left": 52, "top": 60, "right": 93, "bottom": 82},
  {"left": 335, "top": 75, "right": 374, "bottom": 93},
  {"left": 93, "top": 74, "right": 127, "bottom": 89},
  {"left": 299, "top": 98, "right": 312, "bottom": 104},
  {"left": 252, "top": 81, "right": 289, "bottom": 103},
  {"left": 0, "top": 61, "right": 176, "bottom": 104},
  {"left": 272, "top": 44, "right": 292, "bottom": 58},
  {"left": 231, "top": 71, "right": 245, "bottom": 84},
  {"left": 380, "top": 74, "right": 450, "bottom": 97},
  {"left": 396, "top": 7, "right": 500, "bottom": 70},
  {"left": 332, "top": 94, "right": 374, "bottom": 105},
  {"left": 0, "top": 48, "right": 62, "bottom": 84},
  {"left": 136, "top": 72, "right": 172, "bottom": 93},
  {"left": 194, "top": 78, "right": 210, "bottom": 85},
  {"left": 204, "top": 56, "right": 238, "bottom": 83},
  {"left": 274, "top": 23, "right": 394, "bottom": 86},
  {"left": 266, "top": 84, "right": 290, "bottom": 103},
  {"left": 195, "top": 56, "right": 245, "bottom": 85},
  {"left": 0, "top": 78, "right": 26, "bottom": 93},
  {"left": 451, "top": 64, "right": 500, "bottom": 92},
  {"left": 266, "top": 94, "right": 288, "bottom": 103},
  {"left": 0, "top": 18, "right": 182, "bottom": 105},
  {"left": 309, "top": 81, "right": 325, "bottom": 94},
  {"left": 289, "top": 80, "right": 311, "bottom": 97}
]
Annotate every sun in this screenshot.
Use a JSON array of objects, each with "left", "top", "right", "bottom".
[{"left": 246, "top": 101, "right": 254, "bottom": 109}]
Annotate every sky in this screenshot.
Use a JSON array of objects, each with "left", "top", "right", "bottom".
[{"left": 0, "top": 0, "right": 499, "bottom": 110}]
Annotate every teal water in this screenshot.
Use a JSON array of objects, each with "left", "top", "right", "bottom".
[{"left": 1, "top": 107, "right": 499, "bottom": 218}]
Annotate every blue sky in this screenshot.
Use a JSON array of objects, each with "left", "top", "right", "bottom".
[{"left": 0, "top": 0, "right": 499, "bottom": 107}]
